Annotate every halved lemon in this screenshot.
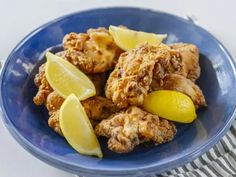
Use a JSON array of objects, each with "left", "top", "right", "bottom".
[
  {"left": 143, "top": 90, "right": 196, "bottom": 123},
  {"left": 45, "top": 52, "right": 96, "bottom": 100},
  {"left": 109, "top": 25, "right": 167, "bottom": 51},
  {"left": 60, "top": 94, "right": 103, "bottom": 158}
]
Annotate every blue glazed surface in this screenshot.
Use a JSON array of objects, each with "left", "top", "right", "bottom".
[{"left": 1, "top": 7, "right": 236, "bottom": 177}]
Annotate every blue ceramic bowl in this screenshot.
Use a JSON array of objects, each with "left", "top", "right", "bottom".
[{"left": 1, "top": 7, "right": 236, "bottom": 177}]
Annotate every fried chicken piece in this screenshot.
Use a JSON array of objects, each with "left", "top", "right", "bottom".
[
  {"left": 153, "top": 74, "right": 206, "bottom": 107},
  {"left": 152, "top": 46, "right": 184, "bottom": 86},
  {"left": 153, "top": 43, "right": 200, "bottom": 86},
  {"left": 33, "top": 64, "right": 52, "bottom": 105},
  {"left": 46, "top": 91, "right": 64, "bottom": 112},
  {"left": 105, "top": 44, "right": 157, "bottom": 108},
  {"left": 45, "top": 91, "right": 64, "bottom": 135},
  {"left": 48, "top": 110, "right": 63, "bottom": 135},
  {"left": 82, "top": 96, "right": 120, "bottom": 121},
  {"left": 105, "top": 43, "right": 183, "bottom": 108},
  {"left": 63, "top": 27, "right": 122, "bottom": 74},
  {"left": 169, "top": 43, "right": 200, "bottom": 82},
  {"left": 95, "top": 106, "right": 176, "bottom": 153}
]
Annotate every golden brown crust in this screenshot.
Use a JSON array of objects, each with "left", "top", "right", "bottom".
[
  {"left": 169, "top": 43, "right": 200, "bottom": 82},
  {"left": 48, "top": 110, "right": 63, "bottom": 135},
  {"left": 33, "top": 64, "right": 52, "bottom": 105},
  {"left": 105, "top": 43, "right": 185, "bottom": 108},
  {"left": 46, "top": 91, "right": 64, "bottom": 112},
  {"left": 63, "top": 28, "right": 122, "bottom": 74},
  {"left": 152, "top": 46, "right": 184, "bottom": 86},
  {"left": 95, "top": 106, "right": 176, "bottom": 153}
]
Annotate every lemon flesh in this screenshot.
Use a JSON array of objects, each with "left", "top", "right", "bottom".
[
  {"left": 143, "top": 90, "right": 196, "bottom": 123},
  {"left": 60, "top": 94, "right": 103, "bottom": 158},
  {"left": 45, "top": 52, "right": 96, "bottom": 100},
  {"left": 109, "top": 25, "right": 167, "bottom": 51}
]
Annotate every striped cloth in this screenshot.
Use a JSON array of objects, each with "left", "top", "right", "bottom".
[{"left": 160, "top": 120, "right": 236, "bottom": 177}]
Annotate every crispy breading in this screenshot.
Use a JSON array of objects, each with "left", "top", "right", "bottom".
[
  {"left": 95, "top": 106, "right": 176, "bottom": 153},
  {"left": 106, "top": 43, "right": 204, "bottom": 109},
  {"left": 105, "top": 43, "right": 184, "bottom": 108},
  {"left": 152, "top": 74, "right": 206, "bottom": 107},
  {"left": 152, "top": 45, "right": 184, "bottom": 86},
  {"left": 105, "top": 44, "right": 156, "bottom": 108},
  {"left": 48, "top": 110, "right": 62, "bottom": 135},
  {"left": 33, "top": 64, "right": 52, "bottom": 105},
  {"left": 63, "top": 27, "right": 122, "bottom": 74},
  {"left": 151, "top": 43, "right": 201, "bottom": 90},
  {"left": 169, "top": 43, "right": 200, "bottom": 82},
  {"left": 45, "top": 91, "right": 64, "bottom": 135},
  {"left": 46, "top": 91, "right": 64, "bottom": 112},
  {"left": 33, "top": 51, "right": 67, "bottom": 105}
]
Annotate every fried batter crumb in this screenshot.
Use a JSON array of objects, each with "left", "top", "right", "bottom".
[{"left": 95, "top": 106, "right": 176, "bottom": 153}]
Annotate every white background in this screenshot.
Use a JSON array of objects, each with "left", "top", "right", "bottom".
[{"left": 0, "top": 0, "right": 236, "bottom": 176}]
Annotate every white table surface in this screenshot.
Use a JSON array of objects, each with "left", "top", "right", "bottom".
[{"left": 0, "top": 0, "right": 236, "bottom": 176}]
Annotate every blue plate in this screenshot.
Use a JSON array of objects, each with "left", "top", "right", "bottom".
[{"left": 1, "top": 7, "right": 236, "bottom": 177}]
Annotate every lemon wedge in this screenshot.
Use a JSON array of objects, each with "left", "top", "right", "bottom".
[
  {"left": 109, "top": 25, "right": 167, "bottom": 51},
  {"left": 45, "top": 52, "right": 96, "bottom": 100},
  {"left": 60, "top": 94, "right": 103, "bottom": 158},
  {"left": 143, "top": 90, "right": 196, "bottom": 123}
]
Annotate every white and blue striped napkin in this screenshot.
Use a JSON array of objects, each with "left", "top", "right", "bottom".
[{"left": 160, "top": 120, "right": 236, "bottom": 177}]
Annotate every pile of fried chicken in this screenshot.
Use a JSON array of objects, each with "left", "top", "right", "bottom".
[{"left": 33, "top": 27, "right": 206, "bottom": 153}]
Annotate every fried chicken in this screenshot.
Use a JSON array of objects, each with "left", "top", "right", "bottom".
[
  {"left": 153, "top": 74, "right": 206, "bottom": 107},
  {"left": 106, "top": 42, "right": 205, "bottom": 108},
  {"left": 169, "top": 43, "right": 200, "bottom": 82},
  {"left": 33, "top": 26, "right": 206, "bottom": 154},
  {"left": 152, "top": 45, "right": 184, "bottom": 86},
  {"left": 33, "top": 64, "right": 52, "bottom": 105},
  {"left": 46, "top": 91, "right": 65, "bottom": 135},
  {"left": 105, "top": 43, "right": 184, "bottom": 108},
  {"left": 63, "top": 27, "right": 122, "bottom": 74},
  {"left": 95, "top": 106, "right": 176, "bottom": 153},
  {"left": 152, "top": 43, "right": 200, "bottom": 86},
  {"left": 46, "top": 91, "right": 64, "bottom": 112},
  {"left": 48, "top": 110, "right": 62, "bottom": 135}
]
